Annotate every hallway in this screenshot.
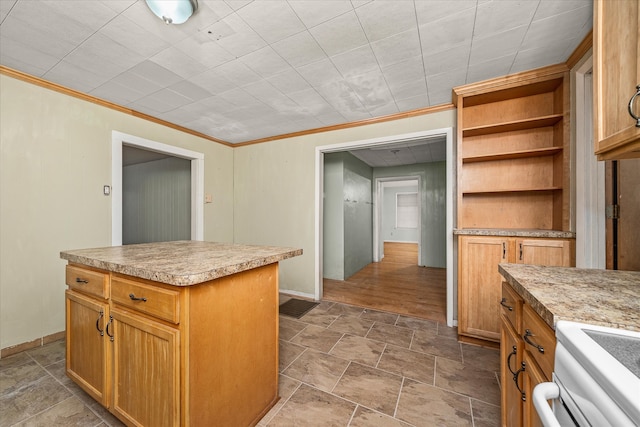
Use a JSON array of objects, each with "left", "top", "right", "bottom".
[{"left": 323, "top": 259, "right": 447, "bottom": 323}]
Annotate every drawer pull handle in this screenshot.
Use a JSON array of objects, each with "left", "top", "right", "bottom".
[
  {"left": 500, "top": 298, "right": 513, "bottom": 311},
  {"left": 129, "top": 293, "right": 147, "bottom": 302},
  {"left": 106, "top": 315, "right": 114, "bottom": 342},
  {"left": 629, "top": 85, "right": 640, "bottom": 127},
  {"left": 507, "top": 345, "right": 517, "bottom": 375},
  {"left": 524, "top": 329, "right": 545, "bottom": 353},
  {"left": 513, "top": 361, "right": 526, "bottom": 402},
  {"left": 75, "top": 278, "right": 89, "bottom": 284},
  {"left": 96, "top": 311, "right": 104, "bottom": 336}
]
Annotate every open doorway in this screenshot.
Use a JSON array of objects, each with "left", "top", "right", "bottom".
[
  {"left": 315, "top": 128, "right": 455, "bottom": 326},
  {"left": 111, "top": 131, "right": 204, "bottom": 246}
]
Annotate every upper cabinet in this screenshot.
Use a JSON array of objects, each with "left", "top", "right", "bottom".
[
  {"left": 453, "top": 65, "right": 571, "bottom": 231},
  {"left": 594, "top": 0, "right": 640, "bottom": 160}
]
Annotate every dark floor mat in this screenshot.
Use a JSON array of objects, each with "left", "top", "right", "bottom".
[{"left": 279, "top": 298, "right": 319, "bottom": 318}]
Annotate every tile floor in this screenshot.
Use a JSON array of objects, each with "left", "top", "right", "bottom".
[{"left": 0, "top": 299, "right": 500, "bottom": 426}]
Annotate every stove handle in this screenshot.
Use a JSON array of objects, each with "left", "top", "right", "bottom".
[{"left": 533, "top": 382, "right": 561, "bottom": 427}]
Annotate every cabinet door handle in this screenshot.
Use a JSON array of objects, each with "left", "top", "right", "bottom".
[
  {"left": 519, "top": 243, "right": 523, "bottom": 261},
  {"left": 75, "top": 278, "right": 89, "bottom": 284},
  {"left": 502, "top": 242, "right": 506, "bottom": 259},
  {"left": 507, "top": 345, "right": 518, "bottom": 375},
  {"left": 500, "top": 297, "right": 513, "bottom": 311},
  {"left": 96, "top": 310, "right": 104, "bottom": 336},
  {"left": 628, "top": 85, "right": 640, "bottom": 127},
  {"left": 106, "top": 315, "right": 114, "bottom": 342},
  {"left": 513, "top": 361, "right": 526, "bottom": 402},
  {"left": 129, "top": 293, "right": 147, "bottom": 302},
  {"left": 524, "top": 329, "right": 545, "bottom": 353}
]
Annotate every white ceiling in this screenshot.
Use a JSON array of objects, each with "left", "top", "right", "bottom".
[{"left": 0, "top": 0, "right": 593, "bottom": 145}]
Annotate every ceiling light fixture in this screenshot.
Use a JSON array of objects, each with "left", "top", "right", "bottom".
[{"left": 145, "top": 0, "right": 198, "bottom": 25}]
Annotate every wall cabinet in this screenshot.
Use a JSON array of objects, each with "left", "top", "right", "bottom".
[
  {"left": 594, "top": 0, "right": 640, "bottom": 160},
  {"left": 64, "top": 262, "right": 279, "bottom": 427},
  {"left": 500, "top": 282, "right": 555, "bottom": 427},
  {"left": 458, "top": 236, "right": 573, "bottom": 342}
]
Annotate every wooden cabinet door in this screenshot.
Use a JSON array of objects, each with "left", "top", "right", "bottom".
[
  {"left": 110, "top": 308, "right": 180, "bottom": 427},
  {"left": 501, "top": 317, "right": 523, "bottom": 427},
  {"left": 65, "top": 290, "right": 110, "bottom": 407},
  {"left": 594, "top": 0, "right": 640, "bottom": 159},
  {"left": 515, "top": 239, "right": 572, "bottom": 267},
  {"left": 522, "top": 352, "right": 549, "bottom": 427},
  {"left": 458, "top": 236, "right": 507, "bottom": 341}
]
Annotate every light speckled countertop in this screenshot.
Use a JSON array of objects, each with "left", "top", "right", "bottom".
[
  {"left": 454, "top": 228, "right": 576, "bottom": 238},
  {"left": 60, "top": 241, "right": 303, "bottom": 286},
  {"left": 499, "top": 264, "right": 640, "bottom": 332}
]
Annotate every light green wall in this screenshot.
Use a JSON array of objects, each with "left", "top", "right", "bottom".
[
  {"left": 0, "top": 75, "right": 234, "bottom": 350},
  {"left": 322, "top": 154, "right": 344, "bottom": 280},
  {"left": 234, "top": 110, "right": 455, "bottom": 296},
  {"left": 374, "top": 162, "right": 447, "bottom": 268},
  {"left": 381, "top": 184, "right": 420, "bottom": 243}
]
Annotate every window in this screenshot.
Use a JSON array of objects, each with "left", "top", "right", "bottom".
[{"left": 396, "top": 192, "right": 418, "bottom": 228}]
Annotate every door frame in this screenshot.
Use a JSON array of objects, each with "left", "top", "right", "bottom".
[
  {"left": 374, "top": 176, "right": 422, "bottom": 264},
  {"left": 315, "top": 127, "right": 455, "bottom": 327},
  {"left": 111, "top": 131, "right": 204, "bottom": 245}
]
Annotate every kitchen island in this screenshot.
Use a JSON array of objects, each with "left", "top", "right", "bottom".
[{"left": 60, "top": 241, "right": 302, "bottom": 427}]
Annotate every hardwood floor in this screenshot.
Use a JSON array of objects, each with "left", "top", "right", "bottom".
[{"left": 323, "top": 252, "right": 447, "bottom": 323}]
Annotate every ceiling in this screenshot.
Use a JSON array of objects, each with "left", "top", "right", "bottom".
[{"left": 0, "top": 0, "right": 592, "bottom": 147}]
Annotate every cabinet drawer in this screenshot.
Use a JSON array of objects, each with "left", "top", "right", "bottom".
[
  {"left": 500, "top": 282, "right": 522, "bottom": 331},
  {"left": 111, "top": 276, "right": 180, "bottom": 324},
  {"left": 66, "top": 265, "right": 109, "bottom": 299},
  {"left": 522, "top": 304, "right": 555, "bottom": 380}
]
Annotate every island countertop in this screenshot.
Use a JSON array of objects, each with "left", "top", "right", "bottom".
[
  {"left": 60, "top": 240, "right": 303, "bottom": 286},
  {"left": 499, "top": 263, "right": 640, "bottom": 332}
]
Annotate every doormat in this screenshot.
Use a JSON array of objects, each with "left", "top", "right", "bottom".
[{"left": 279, "top": 298, "right": 318, "bottom": 319}]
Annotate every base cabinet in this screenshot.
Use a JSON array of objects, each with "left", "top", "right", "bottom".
[
  {"left": 500, "top": 281, "right": 555, "bottom": 427},
  {"left": 458, "top": 235, "right": 573, "bottom": 342},
  {"left": 64, "top": 262, "right": 279, "bottom": 427}
]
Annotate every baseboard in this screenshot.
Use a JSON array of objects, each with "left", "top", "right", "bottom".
[
  {"left": 279, "top": 289, "right": 316, "bottom": 301},
  {"left": 1, "top": 330, "right": 66, "bottom": 359}
]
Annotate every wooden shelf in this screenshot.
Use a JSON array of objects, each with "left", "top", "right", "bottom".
[
  {"left": 462, "top": 115, "right": 563, "bottom": 138},
  {"left": 462, "top": 187, "right": 562, "bottom": 195},
  {"left": 462, "top": 147, "right": 563, "bottom": 163}
]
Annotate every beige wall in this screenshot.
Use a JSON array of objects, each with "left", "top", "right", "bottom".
[
  {"left": 0, "top": 75, "right": 234, "bottom": 350},
  {"left": 233, "top": 109, "right": 455, "bottom": 296}
]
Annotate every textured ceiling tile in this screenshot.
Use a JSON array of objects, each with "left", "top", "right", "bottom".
[
  {"left": 150, "top": 47, "right": 209, "bottom": 79},
  {"left": 297, "top": 58, "right": 342, "bottom": 86},
  {"left": 90, "top": 80, "right": 146, "bottom": 105},
  {"left": 204, "top": 13, "right": 267, "bottom": 57},
  {"left": 423, "top": 43, "right": 470, "bottom": 77},
  {"left": 100, "top": 14, "right": 169, "bottom": 58},
  {"left": 389, "top": 79, "right": 428, "bottom": 102},
  {"left": 356, "top": 0, "right": 416, "bottom": 42},
  {"left": 215, "top": 59, "right": 261, "bottom": 86},
  {"left": 169, "top": 81, "right": 211, "bottom": 102},
  {"left": 521, "top": 5, "right": 592, "bottom": 51},
  {"left": 396, "top": 94, "right": 429, "bottom": 112},
  {"left": 190, "top": 68, "right": 237, "bottom": 94},
  {"left": 171, "top": 32, "right": 234, "bottom": 69},
  {"left": 121, "top": 1, "right": 193, "bottom": 44},
  {"left": 510, "top": 38, "right": 576, "bottom": 73},
  {"left": 427, "top": 88, "right": 452, "bottom": 106},
  {"left": 240, "top": 46, "right": 291, "bottom": 78},
  {"left": 44, "top": 60, "right": 110, "bottom": 93},
  {"left": 371, "top": 28, "right": 421, "bottom": 68},
  {"left": 0, "top": 37, "right": 59, "bottom": 75},
  {"left": 97, "top": 0, "right": 136, "bottom": 14},
  {"left": 468, "top": 25, "right": 528, "bottom": 66},
  {"left": 331, "top": 45, "right": 379, "bottom": 78},
  {"left": 272, "top": 31, "right": 327, "bottom": 67},
  {"left": 112, "top": 71, "right": 163, "bottom": 96},
  {"left": 382, "top": 56, "right": 427, "bottom": 89},
  {"left": 288, "top": 0, "right": 353, "bottom": 28},
  {"left": 0, "top": 14, "right": 78, "bottom": 59},
  {"left": 466, "top": 54, "right": 516, "bottom": 84},
  {"left": 309, "top": 11, "right": 368, "bottom": 57},
  {"left": 474, "top": 0, "right": 538, "bottom": 37},
  {"left": 427, "top": 68, "right": 466, "bottom": 93},
  {"left": 0, "top": 0, "right": 17, "bottom": 22},
  {"left": 346, "top": 69, "right": 394, "bottom": 110},
  {"left": 129, "top": 60, "right": 183, "bottom": 87},
  {"left": 533, "top": 0, "right": 591, "bottom": 20},
  {"left": 236, "top": 1, "right": 305, "bottom": 43},
  {"left": 267, "top": 69, "right": 311, "bottom": 94},
  {"left": 419, "top": 8, "right": 475, "bottom": 56},
  {"left": 216, "top": 87, "right": 259, "bottom": 107},
  {"left": 415, "top": 0, "right": 477, "bottom": 26}
]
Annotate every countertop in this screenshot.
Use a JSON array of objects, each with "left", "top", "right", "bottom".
[
  {"left": 60, "top": 240, "right": 303, "bottom": 286},
  {"left": 499, "top": 264, "right": 640, "bottom": 332},
  {"left": 454, "top": 228, "right": 576, "bottom": 238}
]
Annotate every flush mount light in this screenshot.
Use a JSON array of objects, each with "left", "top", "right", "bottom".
[{"left": 145, "top": 0, "right": 198, "bottom": 25}]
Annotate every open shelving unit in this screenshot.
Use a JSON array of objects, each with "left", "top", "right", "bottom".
[{"left": 453, "top": 64, "right": 571, "bottom": 231}]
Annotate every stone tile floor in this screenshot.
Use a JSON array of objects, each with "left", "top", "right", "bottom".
[{"left": 0, "top": 299, "right": 500, "bottom": 426}]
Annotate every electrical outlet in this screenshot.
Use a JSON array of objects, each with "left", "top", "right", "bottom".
[
  {"left": 205, "top": 194, "right": 213, "bottom": 203},
  {"left": 103, "top": 185, "right": 111, "bottom": 196}
]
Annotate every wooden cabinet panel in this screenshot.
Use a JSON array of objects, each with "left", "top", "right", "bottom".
[
  {"left": 523, "top": 353, "right": 549, "bottom": 427},
  {"left": 522, "top": 305, "right": 555, "bottom": 381},
  {"left": 501, "top": 317, "right": 523, "bottom": 427},
  {"left": 66, "top": 264, "right": 109, "bottom": 299},
  {"left": 111, "top": 275, "right": 180, "bottom": 324},
  {"left": 111, "top": 307, "right": 180, "bottom": 427},
  {"left": 516, "top": 239, "right": 573, "bottom": 267},
  {"left": 500, "top": 281, "right": 523, "bottom": 332},
  {"left": 65, "top": 290, "right": 110, "bottom": 407},
  {"left": 594, "top": 0, "right": 640, "bottom": 159},
  {"left": 458, "top": 236, "right": 507, "bottom": 341}
]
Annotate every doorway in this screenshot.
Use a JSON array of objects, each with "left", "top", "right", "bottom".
[
  {"left": 315, "top": 128, "right": 455, "bottom": 326},
  {"left": 111, "top": 131, "right": 204, "bottom": 246}
]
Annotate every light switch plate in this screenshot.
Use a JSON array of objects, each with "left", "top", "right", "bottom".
[{"left": 104, "top": 185, "right": 111, "bottom": 196}]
